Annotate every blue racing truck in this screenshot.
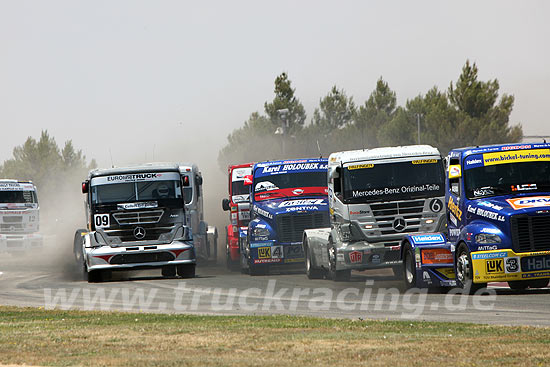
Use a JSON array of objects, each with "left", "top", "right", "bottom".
[
  {"left": 240, "top": 158, "right": 329, "bottom": 275},
  {"left": 401, "top": 143, "right": 550, "bottom": 293}
]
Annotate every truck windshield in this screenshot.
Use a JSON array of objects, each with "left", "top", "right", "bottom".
[
  {"left": 232, "top": 181, "right": 249, "bottom": 196},
  {"left": 343, "top": 159, "right": 444, "bottom": 203},
  {"left": 91, "top": 180, "right": 182, "bottom": 205},
  {"left": 464, "top": 160, "right": 550, "bottom": 199},
  {"left": 0, "top": 190, "right": 37, "bottom": 204},
  {"left": 254, "top": 172, "right": 327, "bottom": 201}
]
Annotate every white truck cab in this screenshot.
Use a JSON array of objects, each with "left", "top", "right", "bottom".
[{"left": 303, "top": 145, "right": 446, "bottom": 281}]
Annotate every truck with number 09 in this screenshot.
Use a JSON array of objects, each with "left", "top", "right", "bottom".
[
  {"left": 401, "top": 143, "right": 550, "bottom": 292},
  {"left": 74, "top": 163, "right": 214, "bottom": 282},
  {"left": 242, "top": 158, "right": 330, "bottom": 275},
  {"left": 0, "top": 180, "right": 42, "bottom": 253},
  {"left": 302, "top": 146, "right": 446, "bottom": 281},
  {"left": 222, "top": 163, "right": 254, "bottom": 270}
]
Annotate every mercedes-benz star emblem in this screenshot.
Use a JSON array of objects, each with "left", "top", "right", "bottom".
[
  {"left": 133, "top": 226, "right": 146, "bottom": 240},
  {"left": 393, "top": 218, "right": 406, "bottom": 232}
]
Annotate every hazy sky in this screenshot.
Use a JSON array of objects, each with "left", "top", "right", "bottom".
[{"left": 1, "top": 0, "right": 549, "bottom": 169}]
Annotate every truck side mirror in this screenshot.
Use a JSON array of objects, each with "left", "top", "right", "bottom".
[
  {"left": 81, "top": 180, "right": 89, "bottom": 194},
  {"left": 195, "top": 175, "right": 203, "bottom": 186},
  {"left": 222, "top": 198, "right": 230, "bottom": 211}
]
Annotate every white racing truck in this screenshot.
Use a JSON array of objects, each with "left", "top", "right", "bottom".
[
  {"left": 74, "top": 163, "right": 217, "bottom": 282},
  {"left": 0, "top": 180, "right": 42, "bottom": 253},
  {"left": 302, "top": 145, "right": 446, "bottom": 281}
]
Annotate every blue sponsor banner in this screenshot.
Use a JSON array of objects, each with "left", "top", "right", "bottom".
[
  {"left": 411, "top": 234, "right": 445, "bottom": 244},
  {"left": 254, "top": 158, "right": 328, "bottom": 178},
  {"left": 471, "top": 252, "right": 508, "bottom": 260},
  {"left": 238, "top": 227, "right": 248, "bottom": 238},
  {"left": 463, "top": 154, "right": 484, "bottom": 170},
  {"left": 250, "top": 240, "right": 276, "bottom": 248}
]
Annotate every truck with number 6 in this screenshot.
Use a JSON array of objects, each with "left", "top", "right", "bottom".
[
  {"left": 401, "top": 143, "right": 550, "bottom": 292},
  {"left": 302, "top": 146, "right": 446, "bottom": 281}
]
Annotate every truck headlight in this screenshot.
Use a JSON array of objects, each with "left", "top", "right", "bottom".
[
  {"left": 253, "top": 227, "right": 270, "bottom": 237},
  {"left": 475, "top": 233, "right": 501, "bottom": 244}
]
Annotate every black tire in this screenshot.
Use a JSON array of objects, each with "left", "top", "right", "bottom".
[
  {"left": 177, "top": 264, "right": 196, "bottom": 278},
  {"left": 249, "top": 264, "right": 268, "bottom": 276},
  {"left": 87, "top": 269, "right": 103, "bottom": 283},
  {"left": 455, "top": 244, "right": 486, "bottom": 294},
  {"left": 392, "top": 265, "right": 404, "bottom": 280},
  {"left": 403, "top": 244, "right": 416, "bottom": 289},
  {"left": 304, "top": 239, "right": 324, "bottom": 279},
  {"left": 328, "top": 239, "right": 351, "bottom": 282},
  {"left": 73, "top": 229, "right": 86, "bottom": 264},
  {"left": 161, "top": 265, "right": 176, "bottom": 278},
  {"left": 226, "top": 251, "right": 239, "bottom": 271}
]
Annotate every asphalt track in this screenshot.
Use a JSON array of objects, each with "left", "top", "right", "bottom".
[{"left": 0, "top": 254, "right": 549, "bottom": 327}]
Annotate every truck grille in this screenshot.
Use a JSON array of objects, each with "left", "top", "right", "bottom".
[
  {"left": 511, "top": 215, "right": 550, "bottom": 253},
  {"left": 370, "top": 200, "right": 424, "bottom": 235},
  {"left": 112, "top": 209, "right": 164, "bottom": 226},
  {"left": 3, "top": 216, "right": 22, "bottom": 223},
  {"left": 104, "top": 225, "right": 175, "bottom": 243},
  {"left": 0, "top": 223, "right": 24, "bottom": 232},
  {"left": 276, "top": 212, "right": 330, "bottom": 243},
  {"left": 110, "top": 252, "right": 175, "bottom": 264}
]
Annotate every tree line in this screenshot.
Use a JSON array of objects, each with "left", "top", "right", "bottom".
[{"left": 217, "top": 60, "right": 523, "bottom": 170}]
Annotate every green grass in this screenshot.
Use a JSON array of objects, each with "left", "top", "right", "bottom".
[{"left": 0, "top": 306, "right": 548, "bottom": 366}]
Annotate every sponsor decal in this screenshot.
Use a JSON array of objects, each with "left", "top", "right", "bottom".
[
  {"left": 250, "top": 240, "right": 275, "bottom": 248},
  {"left": 0, "top": 183, "right": 35, "bottom": 191},
  {"left": 429, "top": 199, "right": 443, "bottom": 212},
  {"left": 258, "top": 247, "right": 272, "bottom": 259},
  {"left": 412, "top": 159, "right": 437, "bottom": 164},
  {"left": 465, "top": 158, "right": 482, "bottom": 166},
  {"left": 477, "top": 245, "right": 498, "bottom": 251},
  {"left": 91, "top": 172, "right": 184, "bottom": 185},
  {"left": 94, "top": 214, "right": 110, "bottom": 229},
  {"left": 471, "top": 252, "right": 508, "bottom": 260},
  {"left": 449, "top": 228, "right": 460, "bottom": 237},
  {"left": 117, "top": 201, "right": 158, "bottom": 210},
  {"left": 351, "top": 184, "right": 440, "bottom": 198},
  {"left": 506, "top": 196, "right": 550, "bottom": 210},
  {"left": 449, "top": 165, "right": 461, "bottom": 178},
  {"left": 238, "top": 210, "right": 250, "bottom": 220},
  {"left": 292, "top": 188, "right": 304, "bottom": 195},
  {"left": 480, "top": 227, "right": 500, "bottom": 234},
  {"left": 473, "top": 188, "right": 494, "bottom": 197},
  {"left": 349, "top": 251, "right": 363, "bottom": 264},
  {"left": 411, "top": 234, "right": 445, "bottom": 244},
  {"left": 483, "top": 149, "right": 550, "bottom": 166},
  {"left": 423, "top": 271, "right": 432, "bottom": 284},
  {"left": 522, "top": 271, "right": 550, "bottom": 279},
  {"left": 253, "top": 258, "right": 281, "bottom": 264},
  {"left": 108, "top": 173, "right": 161, "bottom": 182},
  {"left": 370, "top": 254, "right": 381, "bottom": 264},
  {"left": 475, "top": 207, "right": 505, "bottom": 222},
  {"left": 521, "top": 255, "right": 550, "bottom": 272},
  {"left": 501, "top": 145, "right": 532, "bottom": 151},
  {"left": 421, "top": 249, "right": 453, "bottom": 264},
  {"left": 349, "top": 210, "right": 369, "bottom": 215},
  {"left": 347, "top": 163, "right": 374, "bottom": 170},
  {"left": 435, "top": 267, "right": 456, "bottom": 279},
  {"left": 505, "top": 257, "right": 520, "bottom": 273},
  {"left": 478, "top": 201, "right": 504, "bottom": 211},
  {"left": 449, "top": 213, "right": 457, "bottom": 226},
  {"left": 447, "top": 197, "right": 462, "bottom": 221},
  {"left": 260, "top": 162, "right": 328, "bottom": 174},
  {"left": 511, "top": 183, "right": 537, "bottom": 192},
  {"left": 285, "top": 206, "right": 319, "bottom": 212},
  {"left": 253, "top": 206, "right": 273, "bottom": 219},
  {"left": 485, "top": 259, "right": 504, "bottom": 274},
  {"left": 279, "top": 199, "right": 325, "bottom": 207}
]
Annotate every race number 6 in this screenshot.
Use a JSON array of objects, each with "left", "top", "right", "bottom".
[
  {"left": 94, "top": 214, "right": 110, "bottom": 228},
  {"left": 430, "top": 199, "right": 443, "bottom": 213}
]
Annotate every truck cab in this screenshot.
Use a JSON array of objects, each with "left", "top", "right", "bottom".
[
  {"left": 303, "top": 146, "right": 446, "bottom": 281},
  {"left": 222, "top": 163, "right": 254, "bottom": 270},
  {"left": 402, "top": 143, "right": 550, "bottom": 292},
  {"left": 242, "top": 158, "right": 329, "bottom": 275},
  {"left": 0, "top": 180, "right": 42, "bottom": 253},
  {"left": 74, "top": 163, "right": 196, "bottom": 282}
]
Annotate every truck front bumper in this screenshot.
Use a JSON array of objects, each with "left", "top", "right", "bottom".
[
  {"left": 248, "top": 240, "right": 304, "bottom": 266},
  {"left": 85, "top": 240, "right": 195, "bottom": 271},
  {"left": 471, "top": 249, "right": 550, "bottom": 283},
  {"left": 0, "top": 233, "right": 43, "bottom": 252},
  {"left": 335, "top": 241, "right": 401, "bottom": 271}
]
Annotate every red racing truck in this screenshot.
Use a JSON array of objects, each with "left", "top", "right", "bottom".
[{"left": 222, "top": 163, "right": 254, "bottom": 270}]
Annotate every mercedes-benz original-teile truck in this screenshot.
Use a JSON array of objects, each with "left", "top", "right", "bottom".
[
  {"left": 74, "top": 163, "right": 201, "bottom": 282},
  {"left": 0, "top": 180, "right": 42, "bottom": 253},
  {"left": 302, "top": 145, "right": 446, "bottom": 281}
]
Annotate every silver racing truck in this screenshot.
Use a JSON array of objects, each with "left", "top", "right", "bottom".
[
  {"left": 302, "top": 145, "right": 446, "bottom": 281},
  {"left": 0, "top": 180, "right": 42, "bottom": 253},
  {"left": 74, "top": 164, "right": 200, "bottom": 282}
]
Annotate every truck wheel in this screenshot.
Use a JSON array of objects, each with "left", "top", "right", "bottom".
[
  {"left": 403, "top": 244, "right": 416, "bottom": 289},
  {"left": 304, "top": 240, "right": 324, "bottom": 279},
  {"left": 456, "top": 244, "right": 486, "bottom": 294},
  {"left": 226, "top": 250, "right": 239, "bottom": 271},
  {"left": 87, "top": 269, "right": 103, "bottom": 283},
  {"left": 177, "top": 264, "right": 196, "bottom": 278},
  {"left": 328, "top": 240, "right": 351, "bottom": 282},
  {"left": 249, "top": 264, "right": 268, "bottom": 276},
  {"left": 161, "top": 265, "right": 176, "bottom": 278}
]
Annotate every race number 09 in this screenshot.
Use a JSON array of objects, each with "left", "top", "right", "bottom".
[{"left": 94, "top": 214, "right": 110, "bottom": 228}]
